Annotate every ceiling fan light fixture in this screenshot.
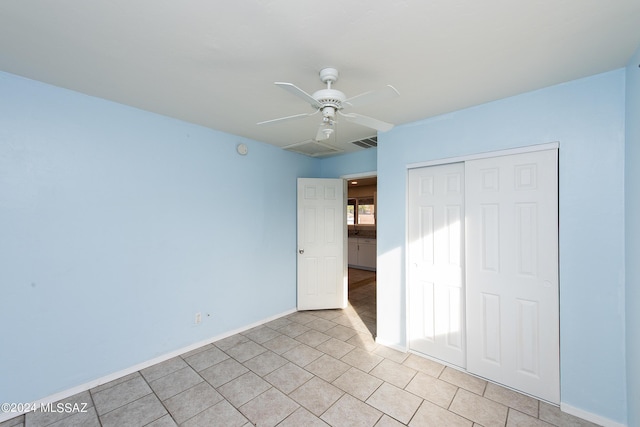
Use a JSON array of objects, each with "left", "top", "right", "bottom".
[{"left": 322, "top": 128, "right": 333, "bottom": 139}]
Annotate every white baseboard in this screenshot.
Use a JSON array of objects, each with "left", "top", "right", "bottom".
[
  {"left": 0, "top": 308, "right": 297, "bottom": 424},
  {"left": 561, "top": 402, "right": 627, "bottom": 427}
]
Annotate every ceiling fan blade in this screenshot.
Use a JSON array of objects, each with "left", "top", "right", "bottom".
[
  {"left": 343, "top": 85, "right": 400, "bottom": 109},
  {"left": 275, "top": 82, "right": 323, "bottom": 109},
  {"left": 340, "top": 112, "right": 394, "bottom": 132},
  {"left": 257, "top": 112, "right": 314, "bottom": 126}
]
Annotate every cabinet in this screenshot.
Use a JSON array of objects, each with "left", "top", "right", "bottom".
[
  {"left": 348, "top": 239, "right": 358, "bottom": 264},
  {"left": 348, "top": 238, "right": 376, "bottom": 270}
]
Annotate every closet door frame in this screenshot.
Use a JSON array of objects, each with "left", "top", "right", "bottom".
[{"left": 406, "top": 142, "right": 559, "bottom": 171}]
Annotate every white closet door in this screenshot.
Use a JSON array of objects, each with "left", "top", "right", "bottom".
[
  {"left": 465, "top": 149, "right": 559, "bottom": 403},
  {"left": 408, "top": 163, "right": 466, "bottom": 367}
]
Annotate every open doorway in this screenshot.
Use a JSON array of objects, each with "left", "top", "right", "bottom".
[
  {"left": 346, "top": 176, "right": 377, "bottom": 270},
  {"left": 346, "top": 176, "right": 377, "bottom": 336}
]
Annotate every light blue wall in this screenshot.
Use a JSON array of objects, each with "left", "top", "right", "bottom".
[
  {"left": 319, "top": 147, "right": 377, "bottom": 178},
  {"left": 0, "top": 72, "right": 318, "bottom": 404},
  {"left": 377, "top": 70, "right": 627, "bottom": 424},
  {"left": 626, "top": 47, "right": 640, "bottom": 427}
]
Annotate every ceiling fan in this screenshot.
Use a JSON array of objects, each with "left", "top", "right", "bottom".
[{"left": 257, "top": 67, "right": 399, "bottom": 141}]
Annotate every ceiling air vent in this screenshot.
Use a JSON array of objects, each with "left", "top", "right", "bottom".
[
  {"left": 283, "top": 140, "right": 343, "bottom": 157},
  {"left": 350, "top": 136, "right": 377, "bottom": 149}
]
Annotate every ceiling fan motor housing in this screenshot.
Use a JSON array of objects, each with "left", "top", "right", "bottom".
[
  {"left": 313, "top": 89, "right": 346, "bottom": 110},
  {"left": 314, "top": 68, "right": 346, "bottom": 112}
]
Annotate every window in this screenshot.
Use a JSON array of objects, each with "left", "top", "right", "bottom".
[
  {"left": 347, "top": 199, "right": 356, "bottom": 225},
  {"left": 347, "top": 197, "right": 375, "bottom": 225}
]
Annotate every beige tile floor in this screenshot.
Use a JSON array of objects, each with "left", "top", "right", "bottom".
[{"left": 2, "top": 270, "right": 601, "bottom": 427}]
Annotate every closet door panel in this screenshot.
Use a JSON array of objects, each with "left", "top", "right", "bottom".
[
  {"left": 408, "top": 162, "right": 466, "bottom": 368},
  {"left": 465, "top": 149, "right": 559, "bottom": 403}
]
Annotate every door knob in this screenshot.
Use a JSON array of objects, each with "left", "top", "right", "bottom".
[{"left": 299, "top": 249, "right": 304, "bottom": 254}]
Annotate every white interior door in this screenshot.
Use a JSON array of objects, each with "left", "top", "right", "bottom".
[
  {"left": 297, "top": 178, "right": 347, "bottom": 310},
  {"left": 408, "top": 163, "right": 466, "bottom": 368},
  {"left": 465, "top": 149, "right": 559, "bottom": 403}
]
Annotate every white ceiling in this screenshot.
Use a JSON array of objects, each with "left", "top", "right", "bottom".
[{"left": 1, "top": 1, "right": 639, "bottom": 155}]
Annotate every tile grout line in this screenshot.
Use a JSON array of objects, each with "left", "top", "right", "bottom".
[
  {"left": 137, "top": 368, "right": 178, "bottom": 427},
  {"left": 87, "top": 388, "right": 103, "bottom": 427},
  {"left": 245, "top": 314, "right": 382, "bottom": 426}
]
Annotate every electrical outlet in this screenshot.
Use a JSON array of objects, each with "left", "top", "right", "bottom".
[{"left": 195, "top": 312, "right": 202, "bottom": 325}]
